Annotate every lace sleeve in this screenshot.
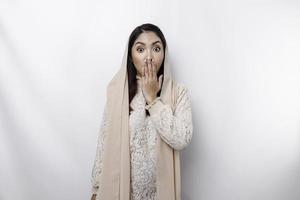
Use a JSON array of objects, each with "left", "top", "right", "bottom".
[
  {"left": 90, "top": 103, "right": 108, "bottom": 194},
  {"left": 146, "top": 83, "right": 193, "bottom": 150}
]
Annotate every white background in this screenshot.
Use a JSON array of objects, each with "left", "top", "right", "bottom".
[{"left": 0, "top": 0, "right": 299, "bottom": 200}]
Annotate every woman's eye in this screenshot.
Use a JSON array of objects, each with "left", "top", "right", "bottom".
[
  {"left": 137, "top": 48, "right": 144, "bottom": 53},
  {"left": 153, "top": 47, "right": 161, "bottom": 52}
]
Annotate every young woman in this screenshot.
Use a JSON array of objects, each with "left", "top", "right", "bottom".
[{"left": 90, "top": 23, "right": 193, "bottom": 200}]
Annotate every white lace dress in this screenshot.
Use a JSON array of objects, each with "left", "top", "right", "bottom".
[{"left": 91, "top": 83, "right": 193, "bottom": 200}]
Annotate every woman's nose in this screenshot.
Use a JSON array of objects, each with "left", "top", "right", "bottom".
[
  {"left": 144, "top": 57, "right": 153, "bottom": 64},
  {"left": 145, "top": 50, "right": 153, "bottom": 62}
]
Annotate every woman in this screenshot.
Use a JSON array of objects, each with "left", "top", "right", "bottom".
[{"left": 90, "top": 23, "right": 193, "bottom": 200}]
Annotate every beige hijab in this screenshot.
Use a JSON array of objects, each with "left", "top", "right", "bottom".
[{"left": 97, "top": 37, "right": 181, "bottom": 200}]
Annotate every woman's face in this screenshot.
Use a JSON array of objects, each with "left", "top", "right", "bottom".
[{"left": 131, "top": 31, "right": 164, "bottom": 77}]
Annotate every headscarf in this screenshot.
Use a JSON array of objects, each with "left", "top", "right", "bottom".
[{"left": 97, "top": 36, "right": 181, "bottom": 200}]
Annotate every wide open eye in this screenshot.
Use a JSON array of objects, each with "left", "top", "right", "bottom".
[
  {"left": 137, "top": 48, "right": 144, "bottom": 53},
  {"left": 153, "top": 47, "right": 161, "bottom": 52}
]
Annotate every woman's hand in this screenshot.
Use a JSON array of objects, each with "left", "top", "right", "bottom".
[
  {"left": 91, "top": 194, "right": 96, "bottom": 200},
  {"left": 136, "top": 60, "right": 163, "bottom": 105}
]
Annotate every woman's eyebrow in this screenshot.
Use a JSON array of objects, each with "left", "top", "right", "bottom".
[{"left": 134, "top": 41, "right": 161, "bottom": 46}]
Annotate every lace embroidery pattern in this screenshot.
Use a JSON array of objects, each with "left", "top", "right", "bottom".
[
  {"left": 129, "top": 87, "right": 157, "bottom": 200},
  {"left": 148, "top": 84, "right": 193, "bottom": 150},
  {"left": 90, "top": 104, "right": 108, "bottom": 194},
  {"left": 90, "top": 83, "right": 193, "bottom": 200}
]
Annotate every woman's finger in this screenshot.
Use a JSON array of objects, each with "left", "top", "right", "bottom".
[
  {"left": 149, "top": 62, "right": 153, "bottom": 80},
  {"left": 152, "top": 63, "right": 156, "bottom": 81},
  {"left": 142, "top": 71, "right": 145, "bottom": 86},
  {"left": 145, "top": 64, "right": 148, "bottom": 82},
  {"left": 148, "top": 62, "right": 151, "bottom": 82},
  {"left": 142, "top": 65, "right": 145, "bottom": 77}
]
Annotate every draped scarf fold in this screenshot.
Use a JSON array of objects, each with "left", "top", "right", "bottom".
[{"left": 97, "top": 38, "right": 181, "bottom": 200}]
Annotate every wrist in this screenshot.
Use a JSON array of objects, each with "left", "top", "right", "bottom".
[
  {"left": 146, "top": 96, "right": 157, "bottom": 105},
  {"left": 145, "top": 96, "right": 162, "bottom": 111}
]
